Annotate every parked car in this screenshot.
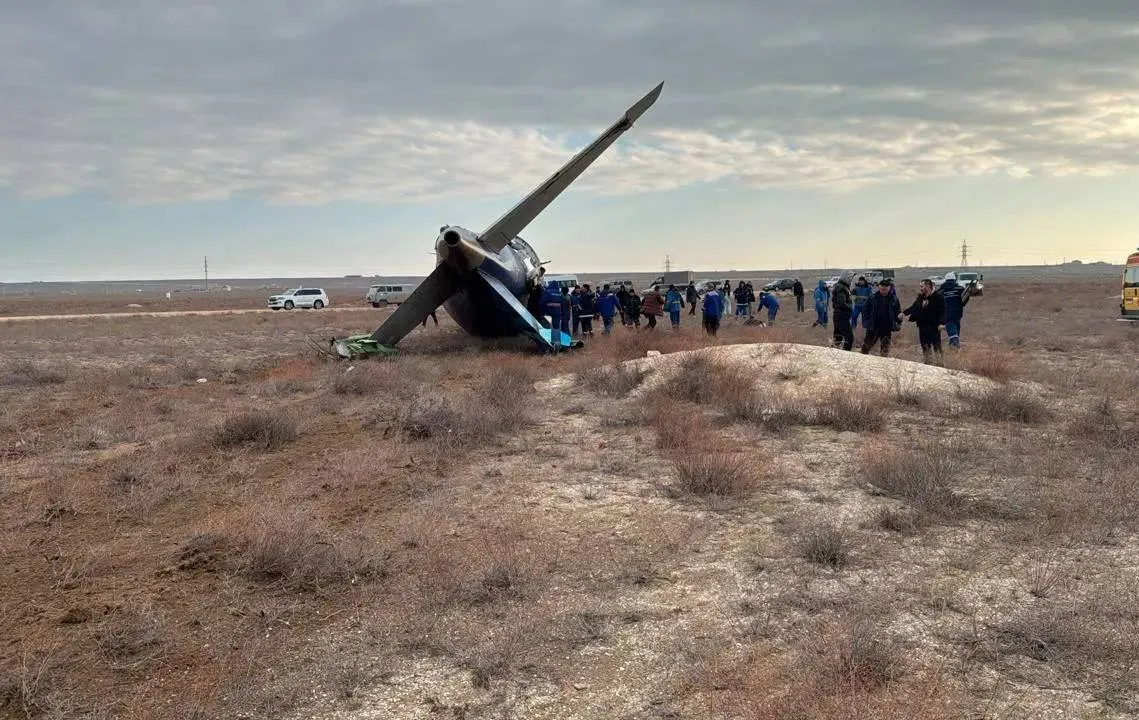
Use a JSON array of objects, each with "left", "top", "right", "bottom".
[
  {"left": 365, "top": 283, "right": 416, "bottom": 307},
  {"left": 955, "top": 271, "right": 984, "bottom": 296},
  {"left": 268, "top": 287, "right": 329, "bottom": 310},
  {"left": 762, "top": 278, "right": 796, "bottom": 292},
  {"left": 823, "top": 275, "right": 843, "bottom": 290}
]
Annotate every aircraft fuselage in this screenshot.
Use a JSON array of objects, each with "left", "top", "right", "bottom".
[{"left": 433, "top": 225, "right": 542, "bottom": 337}]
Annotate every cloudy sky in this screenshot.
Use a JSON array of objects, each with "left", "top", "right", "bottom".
[{"left": 3, "top": 1, "right": 1139, "bottom": 281}]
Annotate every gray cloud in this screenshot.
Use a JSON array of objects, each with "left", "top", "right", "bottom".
[{"left": 3, "top": 0, "right": 1139, "bottom": 203}]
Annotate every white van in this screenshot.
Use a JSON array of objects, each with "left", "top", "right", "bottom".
[
  {"left": 542, "top": 274, "right": 579, "bottom": 291},
  {"left": 365, "top": 283, "right": 416, "bottom": 307}
]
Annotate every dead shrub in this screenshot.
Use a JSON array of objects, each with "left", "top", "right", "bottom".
[
  {"left": 814, "top": 391, "right": 885, "bottom": 433},
  {"left": 801, "top": 524, "right": 850, "bottom": 568},
  {"left": 331, "top": 362, "right": 400, "bottom": 396},
  {"left": 670, "top": 449, "right": 757, "bottom": 500},
  {"left": 659, "top": 353, "right": 751, "bottom": 404},
  {"left": 3, "top": 360, "right": 66, "bottom": 387},
  {"left": 1067, "top": 396, "right": 1137, "bottom": 449},
  {"left": 401, "top": 366, "right": 533, "bottom": 446},
  {"left": 95, "top": 601, "right": 164, "bottom": 664},
  {"left": 582, "top": 363, "right": 648, "bottom": 398},
  {"left": 805, "top": 617, "right": 903, "bottom": 691},
  {"left": 966, "top": 384, "right": 1050, "bottom": 424},
  {"left": 958, "top": 348, "right": 1020, "bottom": 382},
  {"left": 240, "top": 514, "right": 379, "bottom": 592},
  {"left": 212, "top": 411, "right": 298, "bottom": 449},
  {"left": 875, "top": 507, "right": 923, "bottom": 533},
  {"left": 862, "top": 441, "right": 964, "bottom": 518},
  {"left": 722, "top": 387, "right": 811, "bottom": 434}
]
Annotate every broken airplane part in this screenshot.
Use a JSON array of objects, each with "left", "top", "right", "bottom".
[{"left": 327, "top": 82, "right": 664, "bottom": 359}]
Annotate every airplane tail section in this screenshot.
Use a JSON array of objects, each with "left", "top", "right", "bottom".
[
  {"left": 370, "top": 263, "right": 461, "bottom": 347},
  {"left": 477, "top": 82, "right": 664, "bottom": 253},
  {"left": 475, "top": 269, "right": 577, "bottom": 351}
]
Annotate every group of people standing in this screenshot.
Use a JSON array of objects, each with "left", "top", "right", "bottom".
[
  {"left": 526, "top": 270, "right": 974, "bottom": 364},
  {"left": 806, "top": 271, "right": 974, "bottom": 365}
]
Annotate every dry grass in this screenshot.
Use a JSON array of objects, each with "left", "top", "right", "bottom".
[
  {"left": 579, "top": 362, "right": 649, "bottom": 398},
  {"left": 862, "top": 440, "right": 965, "bottom": 519},
  {"left": 212, "top": 410, "right": 300, "bottom": 449},
  {"left": 962, "top": 383, "right": 1050, "bottom": 424},
  {"left": 2, "top": 360, "right": 67, "bottom": 387},
  {"left": 3, "top": 275, "right": 1138, "bottom": 720}
]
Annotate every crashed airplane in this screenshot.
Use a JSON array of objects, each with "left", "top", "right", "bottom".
[{"left": 328, "top": 82, "right": 664, "bottom": 359}]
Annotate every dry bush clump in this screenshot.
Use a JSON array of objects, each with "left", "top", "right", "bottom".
[
  {"left": 702, "top": 618, "right": 951, "bottom": 720},
  {"left": 964, "top": 384, "right": 1050, "bottom": 424},
  {"left": 955, "top": 347, "right": 1020, "bottom": 382},
  {"left": 212, "top": 410, "right": 299, "bottom": 449},
  {"left": 1067, "top": 395, "right": 1138, "bottom": 449},
  {"left": 721, "top": 387, "right": 811, "bottom": 434},
  {"left": 814, "top": 390, "right": 886, "bottom": 433},
  {"left": 237, "top": 514, "right": 380, "bottom": 592},
  {"left": 2, "top": 360, "right": 67, "bottom": 387},
  {"left": 400, "top": 365, "right": 534, "bottom": 446},
  {"left": 993, "top": 600, "right": 1133, "bottom": 666},
  {"left": 659, "top": 353, "right": 752, "bottom": 404},
  {"left": 670, "top": 449, "right": 758, "bottom": 499},
  {"left": 331, "top": 361, "right": 402, "bottom": 396},
  {"left": 862, "top": 441, "right": 965, "bottom": 519},
  {"left": 801, "top": 523, "right": 850, "bottom": 568},
  {"left": 580, "top": 362, "right": 649, "bottom": 398},
  {"left": 94, "top": 601, "right": 165, "bottom": 665}
]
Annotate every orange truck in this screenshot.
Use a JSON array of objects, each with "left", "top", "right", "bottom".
[{"left": 1124, "top": 248, "right": 1139, "bottom": 319}]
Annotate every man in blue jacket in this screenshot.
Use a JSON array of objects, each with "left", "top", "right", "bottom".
[
  {"left": 939, "top": 272, "right": 973, "bottom": 348},
  {"left": 541, "top": 281, "right": 565, "bottom": 351},
  {"left": 702, "top": 286, "right": 724, "bottom": 336},
  {"left": 595, "top": 284, "right": 621, "bottom": 335},
  {"left": 758, "top": 291, "right": 780, "bottom": 325},
  {"left": 850, "top": 276, "right": 872, "bottom": 331},
  {"left": 860, "top": 279, "right": 902, "bottom": 356}
]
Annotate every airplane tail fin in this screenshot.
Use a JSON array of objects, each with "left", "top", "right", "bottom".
[
  {"left": 474, "top": 269, "right": 576, "bottom": 350},
  {"left": 477, "top": 82, "right": 664, "bottom": 252},
  {"left": 370, "top": 263, "right": 461, "bottom": 346}
]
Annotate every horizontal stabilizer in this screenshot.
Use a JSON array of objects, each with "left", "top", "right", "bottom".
[
  {"left": 475, "top": 269, "right": 574, "bottom": 350},
  {"left": 478, "top": 82, "right": 664, "bottom": 252},
  {"left": 370, "top": 263, "right": 460, "bottom": 346}
]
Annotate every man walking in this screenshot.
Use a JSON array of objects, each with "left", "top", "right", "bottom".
[
  {"left": 850, "top": 275, "right": 872, "bottom": 333},
  {"left": 812, "top": 280, "right": 829, "bottom": 328},
  {"left": 686, "top": 281, "right": 699, "bottom": 316},
  {"left": 793, "top": 278, "right": 805, "bottom": 312},
  {"left": 903, "top": 278, "right": 945, "bottom": 365},
  {"left": 641, "top": 285, "right": 664, "bottom": 330},
  {"left": 860, "top": 279, "right": 902, "bottom": 356},
  {"left": 665, "top": 284, "right": 684, "bottom": 329},
  {"left": 939, "top": 272, "right": 973, "bottom": 348},
  {"left": 832, "top": 271, "right": 855, "bottom": 350},
  {"left": 702, "top": 285, "right": 724, "bottom": 336},
  {"left": 577, "top": 283, "right": 596, "bottom": 337},
  {"left": 596, "top": 284, "right": 620, "bottom": 335}
]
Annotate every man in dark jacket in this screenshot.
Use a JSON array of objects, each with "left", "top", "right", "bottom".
[
  {"left": 577, "top": 284, "right": 597, "bottom": 337},
  {"left": 831, "top": 271, "right": 855, "bottom": 351},
  {"left": 860, "top": 279, "right": 902, "bottom": 356},
  {"left": 541, "top": 281, "right": 564, "bottom": 351},
  {"left": 686, "top": 281, "right": 699, "bottom": 315},
  {"left": 939, "top": 272, "right": 973, "bottom": 348},
  {"left": 903, "top": 278, "right": 945, "bottom": 365},
  {"left": 792, "top": 278, "right": 805, "bottom": 312}
]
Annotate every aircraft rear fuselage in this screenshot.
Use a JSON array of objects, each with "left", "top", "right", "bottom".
[{"left": 433, "top": 225, "right": 542, "bottom": 337}]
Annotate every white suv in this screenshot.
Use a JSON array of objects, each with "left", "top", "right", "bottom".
[{"left": 268, "top": 288, "right": 329, "bottom": 310}]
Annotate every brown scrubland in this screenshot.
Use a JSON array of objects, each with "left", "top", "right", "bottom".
[{"left": 1, "top": 277, "right": 1137, "bottom": 719}]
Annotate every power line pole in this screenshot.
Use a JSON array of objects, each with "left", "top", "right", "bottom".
[
  {"left": 960, "top": 239, "right": 969, "bottom": 268},
  {"left": 204, "top": 256, "right": 208, "bottom": 291},
  {"left": 664, "top": 254, "right": 672, "bottom": 273}
]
